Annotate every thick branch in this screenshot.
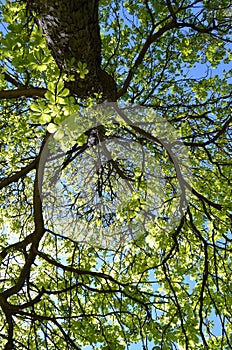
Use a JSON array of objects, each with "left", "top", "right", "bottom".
[
  {"left": 0, "top": 87, "right": 47, "bottom": 100},
  {"left": 0, "top": 158, "right": 38, "bottom": 190},
  {"left": 0, "top": 135, "right": 49, "bottom": 299},
  {"left": 26, "top": 0, "right": 117, "bottom": 100}
]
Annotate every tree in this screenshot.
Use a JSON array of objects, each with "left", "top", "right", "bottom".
[{"left": 0, "top": 0, "right": 231, "bottom": 349}]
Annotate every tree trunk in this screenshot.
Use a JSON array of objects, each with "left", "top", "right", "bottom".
[{"left": 26, "top": 0, "right": 117, "bottom": 101}]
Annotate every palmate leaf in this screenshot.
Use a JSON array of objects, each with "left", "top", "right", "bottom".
[{"left": 76, "top": 61, "right": 89, "bottom": 79}]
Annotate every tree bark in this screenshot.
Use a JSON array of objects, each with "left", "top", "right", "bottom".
[{"left": 26, "top": 0, "right": 117, "bottom": 101}]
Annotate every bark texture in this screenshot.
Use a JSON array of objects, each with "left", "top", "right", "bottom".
[{"left": 27, "top": 0, "right": 117, "bottom": 101}]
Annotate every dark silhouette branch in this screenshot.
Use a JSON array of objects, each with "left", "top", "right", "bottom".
[
  {"left": 0, "top": 87, "right": 47, "bottom": 100},
  {"left": 117, "top": 20, "right": 176, "bottom": 98},
  {"left": 3, "top": 72, "right": 24, "bottom": 88},
  {"left": 0, "top": 158, "right": 38, "bottom": 190}
]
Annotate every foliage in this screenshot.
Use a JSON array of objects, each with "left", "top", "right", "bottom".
[{"left": 0, "top": 0, "right": 231, "bottom": 349}]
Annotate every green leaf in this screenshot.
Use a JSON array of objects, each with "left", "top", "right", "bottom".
[
  {"left": 58, "top": 88, "right": 70, "bottom": 97},
  {"left": 39, "top": 113, "right": 52, "bottom": 124},
  {"left": 30, "top": 103, "right": 41, "bottom": 113},
  {"left": 44, "top": 90, "right": 56, "bottom": 103},
  {"left": 76, "top": 134, "right": 88, "bottom": 146},
  {"left": 47, "top": 123, "right": 58, "bottom": 133},
  {"left": 47, "top": 82, "right": 55, "bottom": 92},
  {"left": 56, "top": 80, "right": 64, "bottom": 95},
  {"left": 76, "top": 61, "right": 89, "bottom": 79},
  {"left": 37, "top": 64, "right": 47, "bottom": 72},
  {"left": 53, "top": 128, "right": 64, "bottom": 140}
]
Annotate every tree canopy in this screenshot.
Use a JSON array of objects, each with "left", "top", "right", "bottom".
[{"left": 0, "top": 0, "right": 231, "bottom": 349}]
